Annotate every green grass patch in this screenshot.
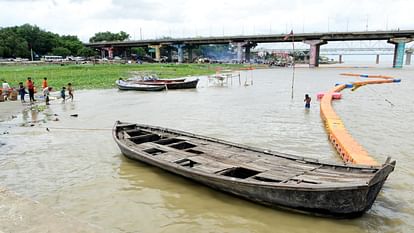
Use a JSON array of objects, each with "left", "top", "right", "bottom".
[{"left": 0, "top": 63, "right": 246, "bottom": 90}]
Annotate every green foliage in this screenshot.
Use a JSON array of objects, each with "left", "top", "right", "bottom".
[
  {"left": 77, "top": 47, "right": 97, "bottom": 57},
  {"left": 0, "top": 63, "right": 245, "bottom": 90},
  {"left": 0, "top": 24, "right": 86, "bottom": 58},
  {"left": 51, "top": 47, "right": 72, "bottom": 57},
  {"left": 131, "top": 47, "right": 146, "bottom": 57},
  {"left": 59, "top": 35, "right": 84, "bottom": 55},
  {"left": 89, "top": 31, "right": 130, "bottom": 43}
]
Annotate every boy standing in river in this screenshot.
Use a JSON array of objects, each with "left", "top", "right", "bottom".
[
  {"left": 60, "top": 86, "right": 66, "bottom": 103},
  {"left": 18, "top": 82, "right": 27, "bottom": 103},
  {"left": 67, "top": 83, "right": 73, "bottom": 101},
  {"left": 304, "top": 94, "right": 311, "bottom": 109}
]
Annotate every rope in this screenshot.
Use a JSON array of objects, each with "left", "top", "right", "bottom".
[
  {"left": 353, "top": 76, "right": 396, "bottom": 107},
  {"left": 0, "top": 123, "right": 111, "bottom": 132},
  {"left": 38, "top": 126, "right": 112, "bottom": 131}
]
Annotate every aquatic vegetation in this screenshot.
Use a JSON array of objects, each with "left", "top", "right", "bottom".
[{"left": 0, "top": 63, "right": 244, "bottom": 90}]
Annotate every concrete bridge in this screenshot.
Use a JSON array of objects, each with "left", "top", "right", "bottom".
[{"left": 85, "top": 30, "right": 414, "bottom": 68}]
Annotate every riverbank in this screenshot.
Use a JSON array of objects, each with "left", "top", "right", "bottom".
[
  {"left": 0, "top": 63, "right": 246, "bottom": 90},
  {"left": 0, "top": 101, "right": 26, "bottom": 122}
]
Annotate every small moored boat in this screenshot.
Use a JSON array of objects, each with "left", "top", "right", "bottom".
[
  {"left": 113, "top": 121, "right": 395, "bottom": 218},
  {"left": 135, "top": 78, "right": 199, "bottom": 89},
  {"left": 116, "top": 80, "right": 166, "bottom": 91}
]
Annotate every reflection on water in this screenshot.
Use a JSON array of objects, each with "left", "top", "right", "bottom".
[{"left": 1, "top": 66, "right": 414, "bottom": 232}]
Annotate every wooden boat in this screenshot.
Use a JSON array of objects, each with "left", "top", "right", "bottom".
[
  {"left": 135, "top": 78, "right": 199, "bottom": 89},
  {"left": 128, "top": 76, "right": 187, "bottom": 83},
  {"left": 116, "top": 80, "right": 166, "bottom": 91},
  {"left": 113, "top": 121, "right": 395, "bottom": 218}
]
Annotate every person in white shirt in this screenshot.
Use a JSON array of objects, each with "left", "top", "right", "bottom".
[
  {"left": 2, "top": 80, "right": 11, "bottom": 101},
  {"left": 43, "top": 87, "right": 52, "bottom": 105}
]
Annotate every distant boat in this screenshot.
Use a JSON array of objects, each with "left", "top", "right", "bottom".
[
  {"left": 113, "top": 121, "right": 395, "bottom": 218},
  {"left": 135, "top": 78, "right": 199, "bottom": 90},
  {"left": 116, "top": 80, "right": 166, "bottom": 91},
  {"left": 127, "top": 76, "right": 187, "bottom": 83}
]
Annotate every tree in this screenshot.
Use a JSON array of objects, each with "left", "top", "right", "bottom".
[
  {"left": 89, "top": 31, "right": 130, "bottom": 43},
  {"left": 51, "top": 47, "right": 71, "bottom": 57},
  {"left": 77, "top": 47, "right": 97, "bottom": 57},
  {"left": 0, "top": 24, "right": 88, "bottom": 58},
  {"left": 60, "top": 35, "right": 84, "bottom": 55},
  {"left": 131, "top": 47, "right": 146, "bottom": 57}
]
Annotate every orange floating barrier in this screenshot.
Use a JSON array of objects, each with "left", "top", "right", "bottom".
[{"left": 320, "top": 74, "right": 401, "bottom": 166}]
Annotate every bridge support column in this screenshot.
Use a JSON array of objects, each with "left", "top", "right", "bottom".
[
  {"left": 166, "top": 46, "right": 172, "bottom": 62},
  {"left": 304, "top": 40, "right": 327, "bottom": 68},
  {"left": 388, "top": 38, "right": 413, "bottom": 68},
  {"left": 338, "top": 55, "right": 342, "bottom": 64},
  {"left": 187, "top": 47, "right": 193, "bottom": 63},
  {"left": 406, "top": 51, "right": 412, "bottom": 65},
  {"left": 243, "top": 42, "right": 256, "bottom": 63},
  {"left": 376, "top": 54, "right": 380, "bottom": 64},
  {"left": 175, "top": 45, "right": 184, "bottom": 63},
  {"left": 149, "top": 45, "right": 162, "bottom": 62},
  {"left": 236, "top": 43, "right": 243, "bottom": 63}
]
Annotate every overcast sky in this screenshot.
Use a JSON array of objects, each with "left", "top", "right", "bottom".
[{"left": 1, "top": 0, "right": 413, "bottom": 44}]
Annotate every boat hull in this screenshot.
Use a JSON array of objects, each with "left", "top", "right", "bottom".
[
  {"left": 137, "top": 79, "right": 199, "bottom": 89},
  {"left": 113, "top": 122, "right": 395, "bottom": 218},
  {"left": 116, "top": 82, "right": 166, "bottom": 91}
]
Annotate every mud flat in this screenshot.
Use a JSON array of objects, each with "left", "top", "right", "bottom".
[{"left": 0, "top": 101, "right": 25, "bottom": 122}]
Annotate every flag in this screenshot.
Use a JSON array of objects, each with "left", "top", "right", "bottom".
[{"left": 283, "top": 30, "right": 293, "bottom": 40}]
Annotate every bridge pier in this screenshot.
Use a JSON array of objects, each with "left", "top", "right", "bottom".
[
  {"left": 187, "top": 46, "right": 194, "bottom": 63},
  {"left": 243, "top": 42, "right": 256, "bottom": 63},
  {"left": 376, "top": 54, "right": 380, "bottom": 64},
  {"left": 101, "top": 49, "right": 106, "bottom": 59},
  {"left": 236, "top": 42, "right": 243, "bottom": 63},
  {"left": 245, "top": 46, "right": 251, "bottom": 63},
  {"left": 166, "top": 46, "right": 173, "bottom": 62},
  {"left": 101, "top": 47, "right": 114, "bottom": 59},
  {"left": 149, "top": 45, "right": 162, "bottom": 62},
  {"left": 176, "top": 45, "right": 184, "bottom": 63},
  {"left": 304, "top": 40, "right": 327, "bottom": 68},
  {"left": 406, "top": 51, "right": 412, "bottom": 65},
  {"left": 388, "top": 37, "right": 413, "bottom": 68},
  {"left": 338, "top": 54, "right": 342, "bottom": 64}
]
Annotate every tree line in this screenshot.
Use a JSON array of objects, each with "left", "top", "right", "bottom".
[
  {"left": 0, "top": 24, "right": 130, "bottom": 59},
  {"left": 0, "top": 24, "right": 234, "bottom": 61}
]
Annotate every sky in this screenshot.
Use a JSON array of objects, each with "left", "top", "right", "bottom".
[{"left": 0, "top": 0, "right": 414, "bottom": 45}]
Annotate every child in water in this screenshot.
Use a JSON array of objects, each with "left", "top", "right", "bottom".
[
  {"left": 304, "top": 94, "right": 311, "bottom": 108},
  {"left": 67, "top": 83, "right": 73, "bottom": 101},
  {"left": 18, "top": 82, "right": 27, "bottom": 103},
  {"left": 43, "top": 87, "right": 52, "bottom": 105},
  {"left": 60, "top": 86, "right": 66, "bottom": 103}
]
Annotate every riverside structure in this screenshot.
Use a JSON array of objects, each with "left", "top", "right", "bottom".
[{"left": 86, "top": 30, "right": 414, "bottom": 68}]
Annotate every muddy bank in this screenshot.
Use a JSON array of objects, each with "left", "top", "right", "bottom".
[{"left": 0, "top": 101, "right": 26, "bottom": 122}]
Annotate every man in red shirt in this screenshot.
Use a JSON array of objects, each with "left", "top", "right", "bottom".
[
  {"left": 27, "top": 77, "right": 35, "bottom": 102},
  {"left": 42, "top": 77, "right": 48, "bottom": 89}
]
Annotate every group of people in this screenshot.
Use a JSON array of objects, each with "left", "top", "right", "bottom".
[{"left": 14, "top": 77, "right": 74, "bottom": 105}]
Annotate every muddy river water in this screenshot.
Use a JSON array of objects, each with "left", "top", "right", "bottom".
[{"left": 1, "top": 66, "right": 413, "bottom": 232}]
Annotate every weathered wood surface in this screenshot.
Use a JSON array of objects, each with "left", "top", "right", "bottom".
[{"left": 113, "top": 121, "right": 396, "bottom": 217}]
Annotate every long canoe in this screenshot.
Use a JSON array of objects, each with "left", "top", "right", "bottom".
[
  {"left": 135, "top": 79, "right": 199, "bottom": 89},
  {"left": 113, "top": 121, "right": 395, "bottom": 218},
  {"left": 116, "top": 80, "right": 166, "bottom": 91}
]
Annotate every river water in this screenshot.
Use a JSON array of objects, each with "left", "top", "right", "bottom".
[{"left": 1, "top": 65, "right": 413, "bottom": 232}]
